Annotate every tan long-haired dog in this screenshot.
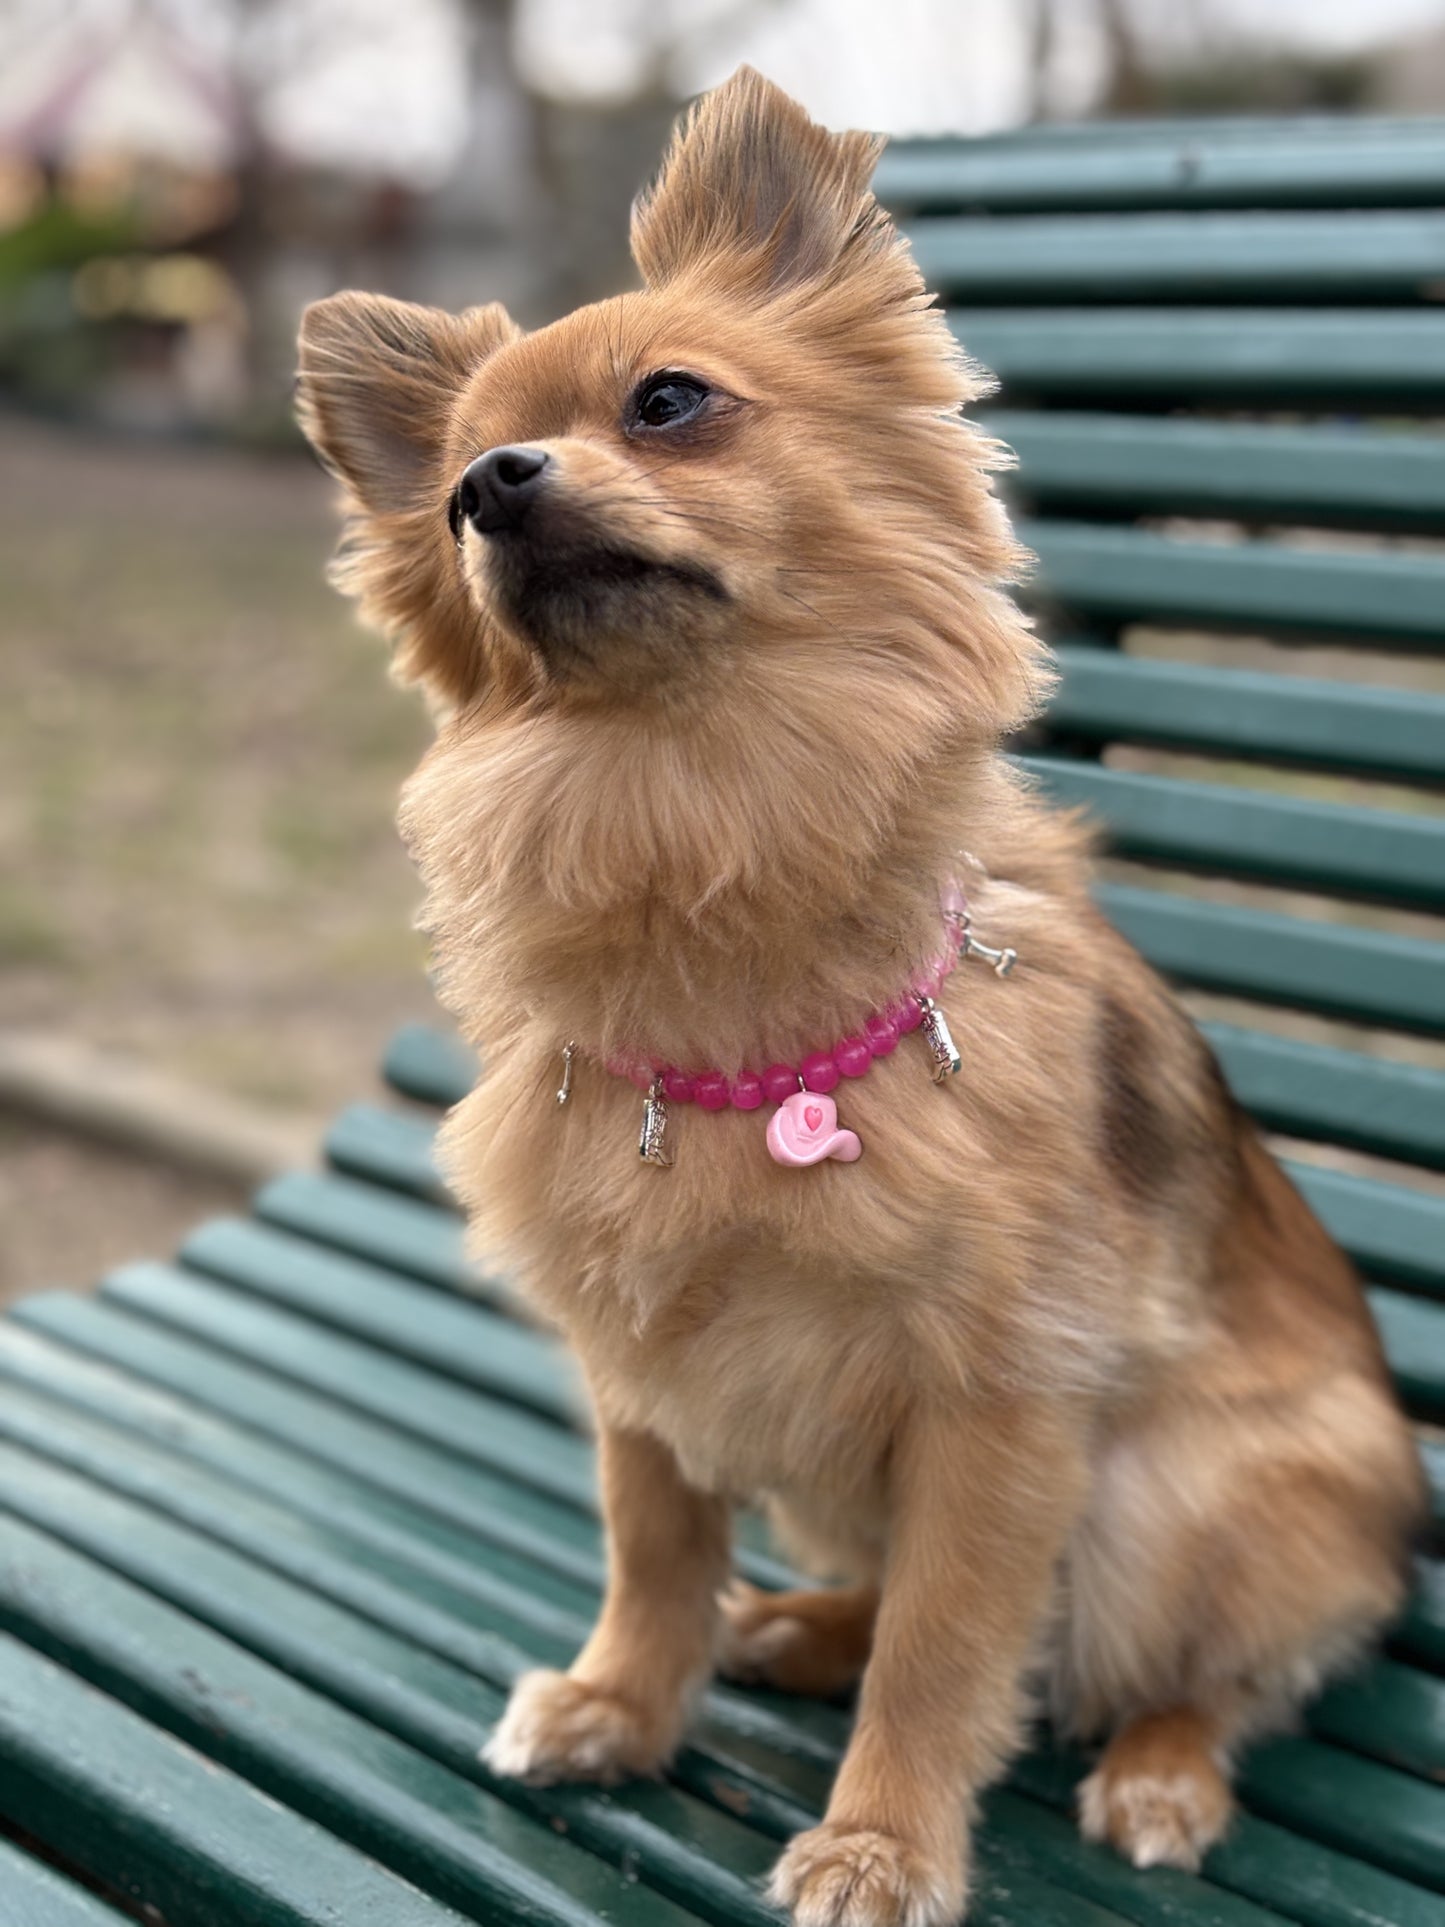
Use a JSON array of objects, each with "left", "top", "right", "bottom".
[{"left": 296, "top": 69, "right": 1424, "bottom": 1927}]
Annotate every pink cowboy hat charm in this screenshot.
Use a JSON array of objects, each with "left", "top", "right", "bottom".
[{"left": 766, "top": 1090, "right": 863, "bottom": 1167}]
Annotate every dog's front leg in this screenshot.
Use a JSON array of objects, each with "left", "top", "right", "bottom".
[
  {"left": 485, "top": 1419, "right": 730, "bottom": 1784},
  {"left": 770, "top": 1399, "right": 1086, "bottom": 1927}
]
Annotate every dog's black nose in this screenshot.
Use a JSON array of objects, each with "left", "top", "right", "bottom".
[{"left": 456, "top": 445, "right": 550, "bottom": 535}]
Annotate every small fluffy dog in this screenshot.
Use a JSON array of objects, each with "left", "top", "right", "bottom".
[{"left": 297, "top": 69, "right": 1424, "bottom": 1927}]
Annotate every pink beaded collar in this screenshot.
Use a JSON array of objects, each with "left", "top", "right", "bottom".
[{"left": 557, "top": 881, "right": 1018, "bottom": 1170}]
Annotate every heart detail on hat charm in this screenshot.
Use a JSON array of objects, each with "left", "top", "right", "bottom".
[{"left": 766, "top": 1090, "right": 863, "bottom": 1168}]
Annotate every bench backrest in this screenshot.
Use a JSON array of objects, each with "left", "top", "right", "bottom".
[{"left": 875, "top": 116, "right": 1445, "bottom": 1341}]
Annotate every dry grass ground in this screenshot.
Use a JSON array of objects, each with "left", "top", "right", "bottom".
[{"left": 1, "top": 412, "right": 438, "bottom": 1301}]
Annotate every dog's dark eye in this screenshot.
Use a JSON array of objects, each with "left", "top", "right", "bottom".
[
  {"left": 633, "top": 375, "right": 709, "bottom": 430},
  {"left": 447, "top": 487, "right": 463, "bottom": 542}
]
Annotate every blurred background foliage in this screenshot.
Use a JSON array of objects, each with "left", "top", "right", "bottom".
[{"left": 2, "top": 0, "right": 1444, "bottom": 1296}]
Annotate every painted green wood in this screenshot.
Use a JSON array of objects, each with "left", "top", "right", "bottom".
[
  {"left": 384, "top": 1021, "right": 476, "bottom": 1106},
  {"left": 1286, "top": 1165, "right": 1445, "bottom": 1296},
  {"left": 1021, "top": 754, "right": 1445, "bottom": 909},
  {"left": 181, "top": 1216, "right": 574, "bottom": 1420},
  {"left": 950, "top": 310, "right": 1445, "bottom": 404},
  {"left": 1400, "top": 1559, "right": 1445, "bottom": 1672},
  {"left": 877, "top": 125, "right": 1445, "bottom": 213},
  {"left": 1311, "top": 1656, "right": 1445, "bottom": 1786},
  {"left": 1096, "top": 884, "right": 1445, "bottom": 1036},
  {"left": 0, "top": 1413, "right": 1401, "bottom": 1927},
  {"left": 1047, "top": 646, "right": 1445, "bottom": 783},
  {"left": 913, "top": 210, "right": 1445, "bottom": 303},
  {"left": 1203, "top": 1024, "right": 1445, "bottom": 1172},
  {"left": 1239, "top": 1734, "right": 1445, "bottom": 1891},
  {"left": 5, "top": 1292, "right": 605, "bottom": 1563},
  {"left": 891, "top": 115, "right": 1445, "bottom": 152},
  {"left": 1021, "top": 518, "right": 1445, "bottom": 649},
  {"left": 0, "top": 1450, "right": 1122, "bottom": 1927},
  {"left": 327, "top": 1100, "right": 451, "bottom": 1202},
  {"left": 0, "top": 1631, "right": 475, "bottom": 1927},
  {"left": 1368, "top": 1290, "right": 1445, "bottom": 1421},
  {"left": 0, "top": 1838, "right": 133, "bottom": 1927},
  {"left": 256, "top": 1169, "right": 474, "bottom": 1292},
  {"left": 1007, "top": 1746, "right": 1445, "bottom": 1927},
  {"left": 988, "top": 415, "right": 1445, "bottom": 534},
  {"left": 0, "top": 1309, "right": 605, "bottom": 1591},
  {"left": 98, "top": 1261, "right": 596, "bottom": 1506},
  {"left": 0, "top": 1507, "right": 722, "bottom": 1927}
]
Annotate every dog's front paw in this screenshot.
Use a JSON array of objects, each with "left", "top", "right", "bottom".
[
  {"left": 482, "top": 1668, "right": 670, "bottom": 1786},
  {"left": 768, "top": 1823, "right": 964, "bottom": 1927}
]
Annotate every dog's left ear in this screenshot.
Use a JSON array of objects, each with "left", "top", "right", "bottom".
[
  {"left": 631, "top": 67, "right": 911, "bottom": 301},
  {"left": 296, "top": 293, "right": 519, "bottom": 514}
]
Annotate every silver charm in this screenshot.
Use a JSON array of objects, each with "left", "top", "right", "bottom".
[
  {"left": 555, "top": 1041, "right": 576, "bottom": 1106},
  {"left": 918, "top": 994, "right": 962, "bottom": 1082},
  {"left": 961, "top": 931, "right": 1017, "bottom": 978},
  {"left": 639, "top": 1077, "right": 673, "bottom": 1166}
]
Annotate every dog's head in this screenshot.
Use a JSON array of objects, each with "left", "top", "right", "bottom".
[{"left": 297, "top": 68, "right": 1038, "bottom": 730}]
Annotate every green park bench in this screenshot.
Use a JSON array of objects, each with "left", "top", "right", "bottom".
[{"left": 3, "top": 112, "right": 1445, "bottom": 1925}]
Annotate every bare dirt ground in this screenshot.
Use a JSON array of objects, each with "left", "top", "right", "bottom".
[{"left": 1, "top": 412, "right": 439, "bottom": 1302}]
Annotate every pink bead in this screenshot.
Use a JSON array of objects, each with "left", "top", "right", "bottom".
[
  {"left": 800, "top": 1051, "right": 841, "bottom": 1094},
  {"left": 916, "top": 963, "right": 942, "bottom": 998},
  {"left": 940, "top": 881, "right": 966, "bottom": 920},
  {"left": 731, "top": 1071, "right": 764, "bottom": 1110},
  {"left": 628, "top": 1063, "right": 655, "bottom": 1091},
  {"left": 896, "top": 996, "right": 924, "bottom": 1034},
  {"left": 762, "top": 1062, "right": 801, "bottom": 1104},
  {"left": 661, "top": 1069, "right": 694, "bottom": 1103},
  {"left": 864, "top": 1011, "right": 900, "bottom": 1056},
  {"left": 694, "top": 1071, "right": 730, "bottom": 1111},
  {"left": 834, "top": 1036, "right": 871, "bottom": 1078}
]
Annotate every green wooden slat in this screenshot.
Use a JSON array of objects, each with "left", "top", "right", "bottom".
[
  {"left": 0, "top": 1507, "right": 715, "bottom": 1927},
  {"left": 1239, "top": 1734, "right": 1445, "bottom": 1890},
  {"left": 5, "top": 1293, "right": 604, "bottom": 1560},
  {"left": 383, "top": 1022, "right": 476, "bottom": 1106},
  {"left": 1047, "top": 646, "right": 1445, "bottom": 783},
  {"left": 1021, "top": 517, "right": 1445, "bottom": 648},
  {"left": 0, "top": 1838, "right": 133, "bottom": 1927},
  {"left": 914, "top": 211, "right": 1445, "bottom": 302},
  {"left": 99, "top": 1261, "right": 596, "bottom": 1507},
  {"left": 1203, "top": 1024, "right": 1445, "bottom": 1172},
  {"left": 953, "top": 310, "right": 1445, "bottom": 403},
  {"left": 878, "top": 130, "right": 1445, "bottom": 213},
  {"left": 1009, "top": 1745, "right": 1445, "bottom": 1927},
  {"left": 890, "top": 115, "right": 1445, "bottom": 152},
  {"left": 1289, "top": 1166, "right": 1445, "bottom": 1296},
  {"left": 1022, "top": 754, "right": 1445, "bottom": 908},
  {"left": 990, "top": 414, "right": 1445, "bottom": 534},
  {"left": 1369, "top": 1289, "right": 1445, "bottom": 1419},
  {"left": 327, "top": 1101, "right": 451, "bottom": 1202},
  {"left": 1096, "top": 884, "right": 1445, "bottom": 1036},
  {"left": 0, "top": 1313, "right": 605, "bottom": 1595},
  {"left": 256, "top": 1169, "right": 474, "bottom": 1292},
  {"left": 1400, "top": 1558, "right": 1445, "bottom": 1671},
  {"left": 181, "top": 1216, "right": 574, "bottom": 1421},
  {"left": 1311, "top": 1655, "right": 1445, "bottom": 1785},
  {"left": 0, "top": 1631, "right": 473, "bottom": 1927}
]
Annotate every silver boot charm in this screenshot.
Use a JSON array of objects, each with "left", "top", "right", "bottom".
[
  {"left": 918, "top": 994, "right": 962, "bottom": 1082},
  {"left": 639, "top": 1077, "right": 673, "bottom": 1166}
]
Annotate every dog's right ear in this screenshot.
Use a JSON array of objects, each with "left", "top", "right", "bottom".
[{"left": 296, "top": 293, "right": 518, "bottom": 514}]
